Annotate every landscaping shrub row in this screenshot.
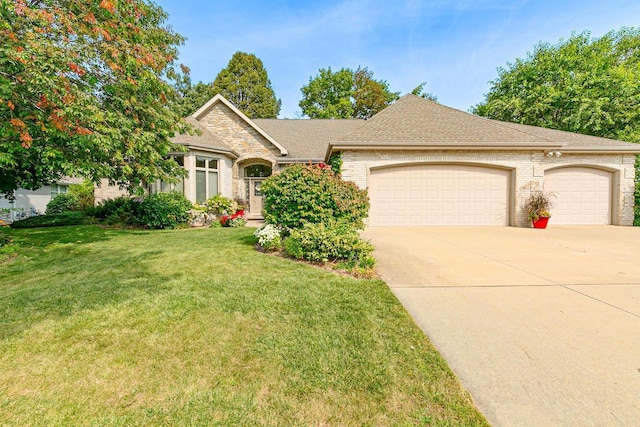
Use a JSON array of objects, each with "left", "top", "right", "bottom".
[
  {"left": 256, "top": 163, "right": 375, "bottom": 272},
  {"left": 11, "top": 191, "right": 248, "bottom": 230},
  {"left": 10, "top": 211, "right": 89, "bottom": 228}
]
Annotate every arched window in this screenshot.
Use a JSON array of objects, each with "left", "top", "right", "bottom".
[{"left": 244, "top": 164, "right": 272, "bottom": 178}]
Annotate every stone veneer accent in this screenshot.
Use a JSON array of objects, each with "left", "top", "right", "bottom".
[
  {"left": 340, "top": 150, "right": 636, "bottom": 227},
  {"left": 197, "top": 102, "right": 280, "bottom": 200}
]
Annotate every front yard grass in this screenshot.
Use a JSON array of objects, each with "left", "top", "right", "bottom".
[{"left": 0, "top": 226, "right": 487, "bottom": 426}]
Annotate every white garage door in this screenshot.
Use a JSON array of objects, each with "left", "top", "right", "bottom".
[
  {"left": 369, "top": 164, "right": 510, "bottom": 226},
  {"left": 544, "top": 167, "right": 612, "bottom": 225}
]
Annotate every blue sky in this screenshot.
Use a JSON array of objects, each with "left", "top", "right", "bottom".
[{"left": 154, "top": 0, "right": 640, "bottom": 118}]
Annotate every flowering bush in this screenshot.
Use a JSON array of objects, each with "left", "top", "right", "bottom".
[
  {"left": 261, "top": 163, "right": 369, "bottom": 232},
  {"left": 254, "top": 223, "right": 282, "bottom": 251},
  {"left": 204, "top": 195, "right": 238, "bottom": 215},
  {"left": 220, "top": 210, "right": 246, "bottom": 227}
]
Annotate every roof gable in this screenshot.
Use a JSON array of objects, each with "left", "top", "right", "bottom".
[{"left": 193, "top": 94, "right": 288, "bottom": 156}]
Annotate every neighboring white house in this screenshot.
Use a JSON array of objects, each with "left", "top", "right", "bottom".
[
  {"left": 0, "top": 178, "right": 83, "bottom": 222},
  {"left": 6, "top": 93, "right": 640, "bottom": 226}
]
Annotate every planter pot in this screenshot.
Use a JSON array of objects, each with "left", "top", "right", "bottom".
[{"left": 532, "top": 216, "right": 550, "bottom": 229}]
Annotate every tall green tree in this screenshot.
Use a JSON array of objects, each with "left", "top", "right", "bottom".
[
  {"left": 411, "top": 82, "right": 438, "bottom": 102},
  {"left": 473, "top": 28, "right": 640, "bottom": 143},
  {"left": 173, "top": 73, "right": 217, "bottom": 117},
  {"left": 0, "top": 0, "right": 188, "bottom": 198},
  {"left": 212, "top": 52, "right": 280, "bottom": 118},
  {"left": 299, "top": 66, "right": 400, "bottom": 119}
]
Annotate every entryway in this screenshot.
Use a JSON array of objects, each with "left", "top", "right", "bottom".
[{"left": 243, "top": 164, "right": 271, "bottom": 218}]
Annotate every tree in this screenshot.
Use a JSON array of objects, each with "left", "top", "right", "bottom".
[
  {"left": 174, "top": 75, "right": 217, "bottom": 117},
  {"left": 411, "top": 82, "right": 438, "bottom": 102},
  {"left": 212, "top": 52, "right": 280, "bottom": 118},
  {"left": 473, "top": 28, "right": 640, "bottom": 143},
  {"left": 299, "top": 66, "right": 400, "bottom": 119},
  {"left": 1, "top": 0, "right": 189, "bottom": 198}
]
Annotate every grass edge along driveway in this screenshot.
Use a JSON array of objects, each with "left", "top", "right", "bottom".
[{"left": 0, "top": 226, "right": 488, "bottom": 426}]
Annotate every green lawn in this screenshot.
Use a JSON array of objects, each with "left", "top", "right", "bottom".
[{"left": 0, "top": 226, "right": 487, "bottom": 426}]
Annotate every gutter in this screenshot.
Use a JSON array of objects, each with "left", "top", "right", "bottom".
[{"left": 325, "top": 142, "right": 564, "bottom": 160}]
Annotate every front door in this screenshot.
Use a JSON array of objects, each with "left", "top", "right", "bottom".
[
  {"left": 243, "top": 164, "right": 272, "bottom": 219},
  {"left": 247, "top": 178, "right": 265, "bottom": 218}
]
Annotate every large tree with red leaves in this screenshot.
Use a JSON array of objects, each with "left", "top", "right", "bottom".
[{"left": 0, "top": 0, "right": 188, "bottom": 197}]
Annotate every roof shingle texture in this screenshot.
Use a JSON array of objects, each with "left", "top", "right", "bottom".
[
  {"left": 253, "top": 118, "right": 365, "bottom": 159},
  {"left": 335, "top": 94, "right": 548, "bottom": 145},
  {"left": 495, "top": 120, "right": 636, "bottom": 148},
  {"left": 170, "top": 117, "right": 235, "bottom": 153}
]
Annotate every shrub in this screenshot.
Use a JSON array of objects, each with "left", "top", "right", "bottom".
[
  {"left": 261, "top": 163, "right": 369, "bottom": 231},
  {"left": 203, "top": 194, "right": 238, "bottom": 215},
  {"left": 220, "top": 211, "right": 246, "bottom": 227},
  {"left": 10, "top": 211, "right": 88, "bottom": 228},
  {"left": 254, "top": 223, "right": 282, "bottom": 251},
  {"left": 68, "top": 180, "right": 95, "bottom": 210},
  {"left": 0, "top": 230, "right": 12, "bottom": 247},
  {"left": 90, "top": 197, "right": 140, "bottom": 226},
  {"left": 227, "top": 217, "right": 247, "bottom": 228},
  {"left": 137, "top": 191, "right": 192, "bottom": 229},
  {"left": 284, "top": 221, "right": 374, "bottom": 265},
  {"left": 46, "top": 193, "right": 80, "bottom": 214}
]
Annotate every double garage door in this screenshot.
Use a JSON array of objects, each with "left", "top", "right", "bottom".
[
  {"left": 369, "top": 164, "right": 612, "bottom": 226},
  {"left": 369, "top": 165, "right": 510, "bottom": 226}
]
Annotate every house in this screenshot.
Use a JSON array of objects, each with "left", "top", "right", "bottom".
[
  {"left": 6, "top": 93, "right": 638, "bottom": 227},
  {"left": 158, "top": 93, "right": 639, "bottom": 227},
  {"left": 0, "top": 177, "right": 83, "bottom": 222}
]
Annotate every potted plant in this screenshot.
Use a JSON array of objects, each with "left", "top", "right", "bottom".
[
  {"left": 523, "top": 181, "right": 556, "bottom": 229},
  {"left": 234, "top": 198, "right": 246, "bottom": 216}
]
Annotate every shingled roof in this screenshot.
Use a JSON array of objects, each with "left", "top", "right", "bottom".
[
  {"left": 171, "top": 117, "right": 238, "bottom": 157},
  {"left": 253, "top": 118, "right": 365, "bottom": 161},
  {"left": 496, "top": 121, "right": 640, "bottom": 152},
  {"left": 325, "top": 94, "right": 640, "bottom": 155}
]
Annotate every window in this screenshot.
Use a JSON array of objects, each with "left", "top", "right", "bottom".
[
  {"left": 195, "top": 156, "right": 218, "bottom": 203},
  {"left": 154, "top": 155, "right": 185, "bottom": 195},
  {"left": 244, "top": 164, "right": 272, "bottom": 178},
  {"left": 50, "top": 184, "right": 69, "bottom": 198}
]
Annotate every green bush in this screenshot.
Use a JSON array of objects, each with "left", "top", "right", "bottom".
[
  {"left": 203, "top": 194, "right": 238, "bottom": 215},
  {"left": 138, "top": 191, "right": 192, "bottom": 229},
  {"left": 69, "top": 180, "right": 95, "bottom": 210},
  {"left": 10, "top": 211, "right": 88, "bottom": 228},
  {"left": 46, "top": 193, "right": 80, "bottom": 214},
  {"left": 89, "top": 197, "right": 140, "bottom": 226},
  {"left": 284, "top": 221, "right": 374, "bottom": 265},
  {"left": 0, "top": 230, "right": 12, "bottom": 247},
  {"left": 261, "top": 163, "right": 369, "bottom": 231}
]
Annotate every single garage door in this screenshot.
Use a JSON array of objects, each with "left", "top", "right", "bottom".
[
  {"left": 544, "top": 167, "right": 612, "bottom": 225},
  {"left": 369, "top": 164, "right": 510, "bottom": 226}
]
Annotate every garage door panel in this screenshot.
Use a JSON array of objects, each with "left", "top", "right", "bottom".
[
  {"left": 544, "top": 167, "right": 611, "bottom": 225},
  {"left": 370, "top": 164, "right": 510, "bottom": 226}
]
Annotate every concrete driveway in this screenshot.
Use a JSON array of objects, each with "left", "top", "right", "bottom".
[{"left": 362, "top": 226, "right": 640, "bottom": 426}]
